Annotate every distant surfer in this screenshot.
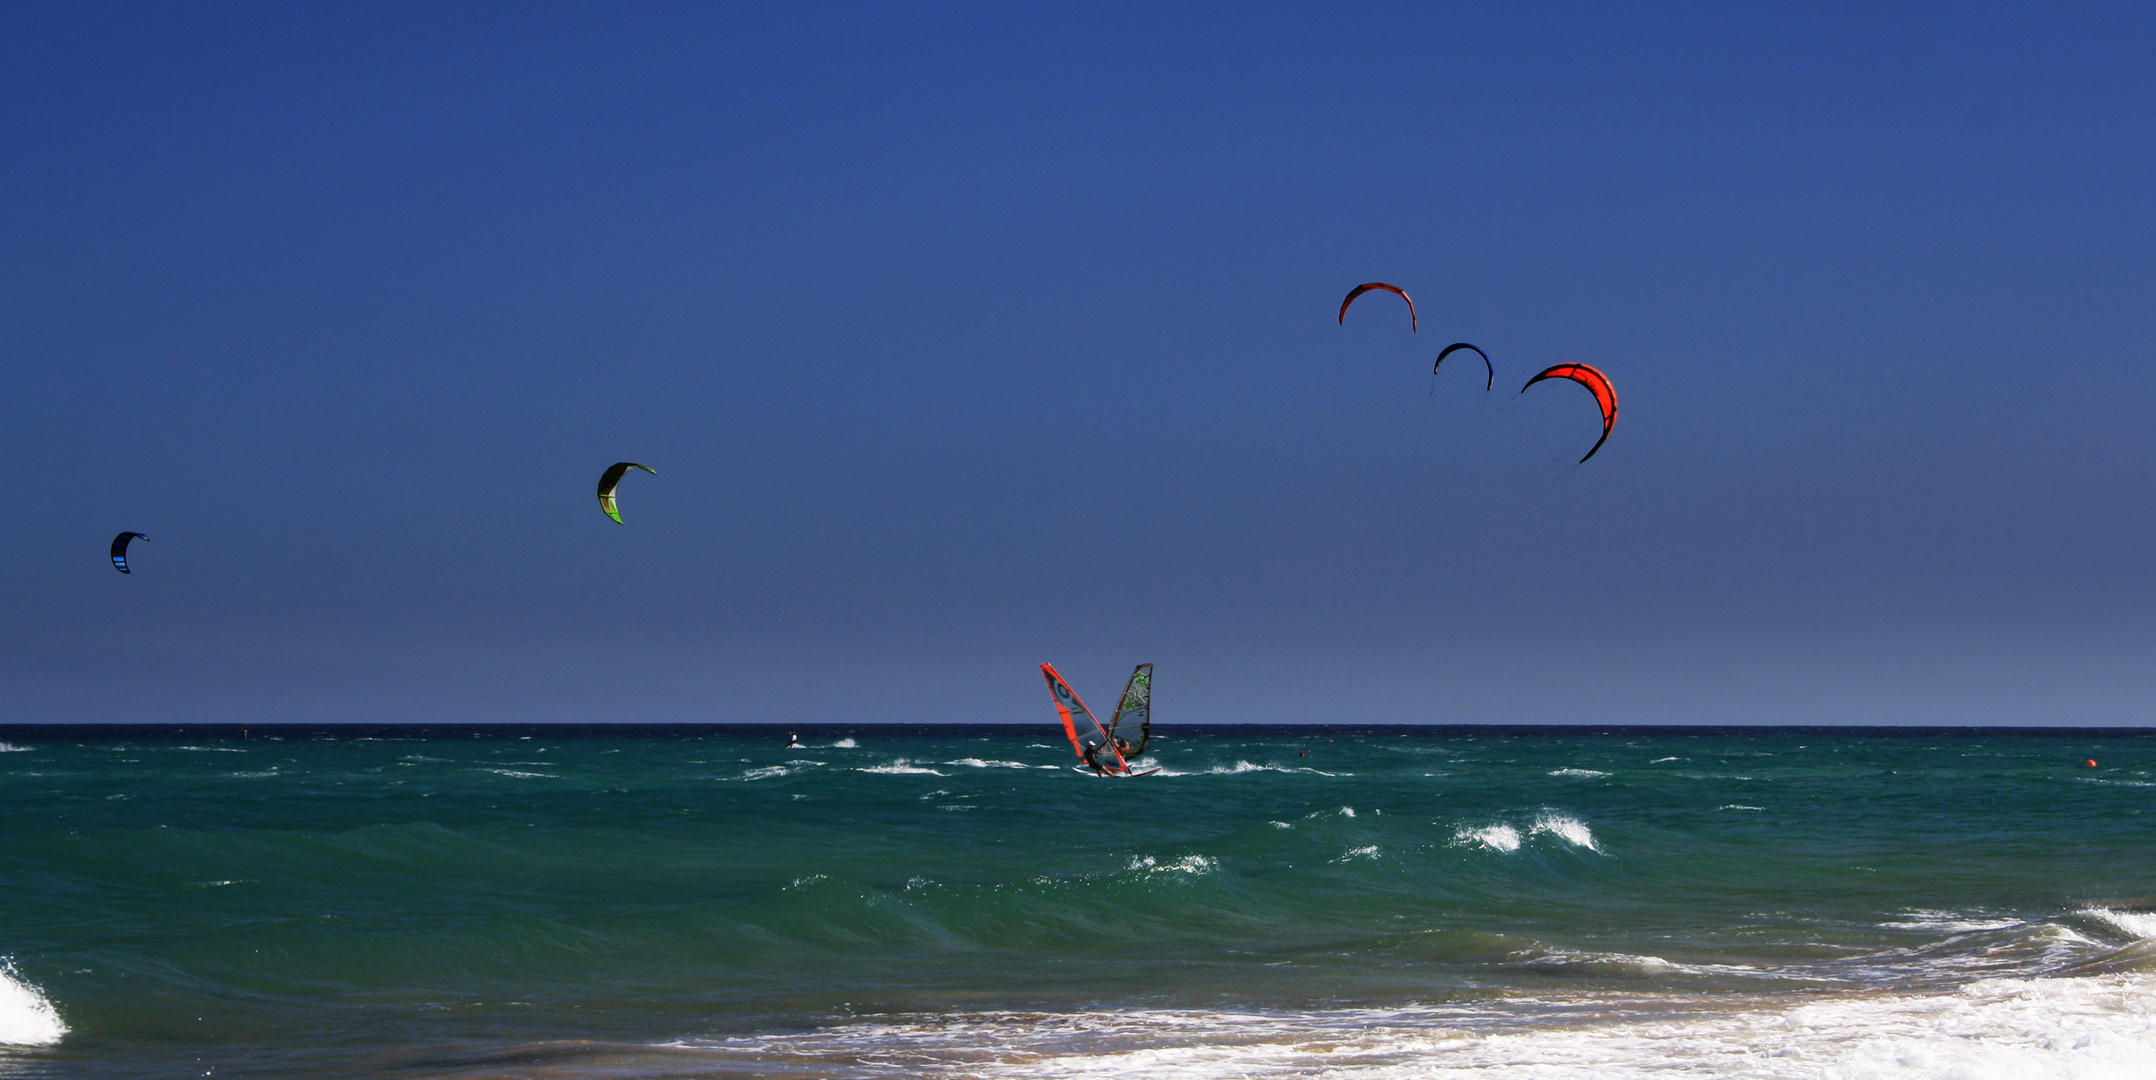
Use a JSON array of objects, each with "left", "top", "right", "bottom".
[{"left": 786, "top": 731, "right": 801, "bottom": 748}]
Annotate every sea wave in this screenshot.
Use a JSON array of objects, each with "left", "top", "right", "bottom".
[
  {"left": 858, "top": 760, "right": 946, "bottom": 776},
  {"left": 667, "top": 973, "right": 2156, "bottom": 1078},
  {"left": 1157, "top": 760, "right": 1345, "bottom": 777},
  {"left": 0, "top": 743, "right": 28, "bottom": 753},
  {"left": 1455, "top": 824, "right": 1521, "bottom": 852},
  {"left": 1455, "top": 814, "right": 1600, "bottom": 853},
  {"left": 0, "top": 960, "right": 64, "bottom": 1047},
  {"left": 1882, "top": 910, "right": 2027, "bottom": 933},
  {"left": 1126, "top": 855, "right": 1214, "bottom": 875},
  {"left": 1547, "top": 768, "right": 1610, "bottom": 778},
  {"left": 1529, "top": 812, "right": 1600, "bottom": 851},
  {"left": 2082, "top": 907, "right": 2156, "bottom": 941}
]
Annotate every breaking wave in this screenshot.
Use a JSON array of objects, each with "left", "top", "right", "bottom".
[
  {"left": 1529, "top": 812, "right": 1600, "bottom": 851},
  {"left": 1455, "top": 814, "right": 1599, "bottom": 853},
  {"left": 858, "top": 760, "right": 946, "bottom": 776},
  {"left": 1455, "top": 824, "right": 1521, "bottom": 852},
  {"left": 0, "top": 961, "right": 64, "bottom": 1046},
  {"left": 2082, "top": 907, "right": 2156, "bottom": 941},
  {"left": 667, "top": 973, "right": 2156, "bottom": 1078}
]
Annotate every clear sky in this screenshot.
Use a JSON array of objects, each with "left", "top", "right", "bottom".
[{"left": 4, "top": 3, "right": 2153, "bottom": 725}]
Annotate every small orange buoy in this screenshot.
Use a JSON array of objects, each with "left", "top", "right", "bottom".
[{"left": 2087, "top": 760, "right": 2098, "bottom": 767}]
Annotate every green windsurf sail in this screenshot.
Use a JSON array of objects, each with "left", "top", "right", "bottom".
[{"left": 1107, "top": 663, "right": 1152, "bottom": 758}]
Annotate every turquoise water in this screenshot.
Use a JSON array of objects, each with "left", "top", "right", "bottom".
[{"left": 3, "top": 725, "right": 2155, "bottom": 1078}]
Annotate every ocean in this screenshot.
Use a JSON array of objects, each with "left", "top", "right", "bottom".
[{"left": 2, "top": 724, "right": 2154, "bottom": 1078}]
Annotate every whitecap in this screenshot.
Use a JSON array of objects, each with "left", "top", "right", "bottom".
[
  {"left": 1650, "top": 755, "right": 1683, "bottom": 763},
  {"left": 1456, "top": 824, "right": 1522, "bottom": 852},
  {"left": 0, "top": 743, "right": 28, "bottom": 753},
  {"left": 945, "top": 758, "right": 1037, "bottom": 770},
  {"left": 1340, "top": 845, "right": 1380, "bottom": 860},
  {"left": 1718, "top": 804, "right": 1766, "bottom": 811},
  {"left": 831, "top": 738, "right": 857, "bottom": 748},
  {"left": 1196, "top": 760, "right": 1345, "bottom": 777},
  {"left": 1128, "top": 855, "right": 1212, "bottom": 875},
  {"left": 737, "top": 766, "right": 791, "bottom": 781},
  {"left": 0, "top": 960, "right": 64, "bottom": 1046},
  {"left": 1547, "top": 768, "right": 1610, "bottom": 778},
  {"left": 1530, "top": 812, "right": 1601, "bottom": 851},
  {"left": 858, "top": 760, "right": 945, "bottom": 776},
  {"left": 479, "top": 768, "right": 555, "bottom": 779},
  {"left": 2082, "top": 907, "right": 2156, "bottom": 940},
  {"left": 1883, "top": 910, "right": 2027, "bottom": 933}
]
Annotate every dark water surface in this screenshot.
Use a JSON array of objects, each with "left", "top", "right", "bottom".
[{"left": 3, "top": 725, "right": 2154, "bottom": 1078}]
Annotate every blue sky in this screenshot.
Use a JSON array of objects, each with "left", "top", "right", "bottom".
[{"left": 4, "top": 3, "right": 2153, "bottom": 724}]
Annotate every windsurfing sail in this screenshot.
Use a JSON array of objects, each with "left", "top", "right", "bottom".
[
  {"left": 1107, "top": 663, "right": 1152, "bottom": 758},
  {"left": 1041, "top": 663, "right": 1127, "bottom": 774}
]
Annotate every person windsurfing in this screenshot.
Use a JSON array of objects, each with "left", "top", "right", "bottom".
[{"left": 1041, "top": 663, "right": 1156, "bottom": 777}]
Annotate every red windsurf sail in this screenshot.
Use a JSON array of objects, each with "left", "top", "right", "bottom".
[{"left": 1041, "top": 663, "right": 1126, "bottom": 774}]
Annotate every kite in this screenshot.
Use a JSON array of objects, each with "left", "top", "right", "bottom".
[
  {"left": 1520, "top": 364, "right": 1618, "bottom": 463},
  {"left": 1434, "top": 342, "right": 1493, "bottom": 391},
  {"left": 110, "top": 532, "right": 147, "bottom": 574},
  {"left": 596, "top": 462, "right": 656, "bottom": 524},
  {"left": 1338, "top": 283, "right": 1416, "bottom": 333}
]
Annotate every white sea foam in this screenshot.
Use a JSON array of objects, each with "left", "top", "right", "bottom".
[
  {"left": 1547, "top": 768, "right": 1610, "bottom": 778},
  {"left": 1718, "top": 804, "right": 1765, "bottom": 811},
  {"left": 831, "top": 738, "right": 858, "bottom": 748},
  {"left": 1124, "top": 855, "right": 1215, "bottom": 875},
  {"left": 1529, "top": 813, "right": 1600, "bottom": 851},
  {"left": 1456, "top": 824, "right": 1522, "bottom": 852},
  {"left": 0, "top": 961, "right": 64, "bottom": 1046},
  {"left": 737, "top": 766, "right": 791, "bottom": 781},
  {"left": 0, "top": 743, "right": 28, "bottom": 753},
  {"left": 858, "top": 760, "right": 945, "bottom": 776},
  {"left": 1180, "top": 760, "right": 1346, "bottom": 777},
  {"left": 673, "top": 973, "right": 2156, "bottom": 1079},
  {"left": 2082, "top": 907, "right": 2156, "bottom": 941},
  {"left": 1341, "top": 845, "right": 1380, "bottom": 860},
  {"left": 1884, "top": 910, "right": 2027, "bottom": 933},
  {"left": 478, "top": 768, "right": 555, "bottom": 779},
  {"left": 944, "top": 758, "right": 1043, "bottom": 770},
  {"left": 1650, "top": 756, "right": 1682, "bottom": 763}
]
